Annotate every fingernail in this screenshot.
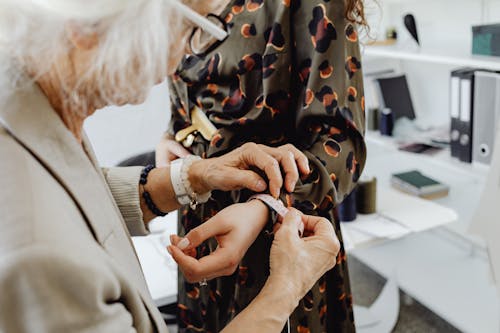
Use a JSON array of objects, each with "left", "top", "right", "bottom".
[
  {"left": 256, "top": 180, "right": 266, "bottom": 191},
  {"left": 177, "top": 238, "right": 190, "bottom": 250},
  {"left": 166, "top": 246, "right": 173, "bottom": 255}
]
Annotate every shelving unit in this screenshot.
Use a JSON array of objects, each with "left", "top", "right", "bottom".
[
  {"left": 365, "top": 131, "right": 490, "bottom": 181},
  {"left": 364, "top": 46, "right": 500, "bottom": 71},
  {"left": 355, "top": 1, "right": 500, "bottom": 331}
]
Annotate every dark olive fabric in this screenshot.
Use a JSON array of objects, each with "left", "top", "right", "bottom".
[{"left": 168, "top": 1, "right": 367, "bottom": 332}]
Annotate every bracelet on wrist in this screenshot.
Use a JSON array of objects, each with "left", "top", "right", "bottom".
[
  {"left": 140, "top": 165, "right": 168, "bottom": 217},
  {"left": 170, "top": 155, "right": 212, "bottom": 209}
]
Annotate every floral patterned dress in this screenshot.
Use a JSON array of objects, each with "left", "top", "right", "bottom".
[{"left": 168, "top": 0, "right": 366, "bottom": 332}]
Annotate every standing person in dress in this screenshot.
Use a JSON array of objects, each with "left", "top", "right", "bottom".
[{"left": 157, "top": 0, "right": 368, "bottom": 332}]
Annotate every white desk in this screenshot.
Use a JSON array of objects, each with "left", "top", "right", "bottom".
[
  {"left": 351, "top": 135, "right": 500, "bottom": 333},
  {"left": 341, "top": 187, "right": 457, "bottom": 250},
  {"left": 132, "top": 213, "right": 178, "bottom": 307}
]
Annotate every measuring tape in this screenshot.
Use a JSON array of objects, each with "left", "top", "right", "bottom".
[{"left": 248, "top": 194, "right": 304, "bottom": 237}]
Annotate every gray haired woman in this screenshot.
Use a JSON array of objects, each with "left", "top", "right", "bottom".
[{"left": 0, "top": 0, "right": 339, "bottom": 332}]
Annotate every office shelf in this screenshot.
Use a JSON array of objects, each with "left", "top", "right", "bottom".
[
  {"left": 363, "top": 45, "right": 500, "bottom": 71},
  {"left": 365, "top": 132, "right": 490, "bottom": 243},
  {"left": 365, "top": 131, "right": 490, "bottom": 182}
]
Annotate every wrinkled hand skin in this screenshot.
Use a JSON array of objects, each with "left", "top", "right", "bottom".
[
  {"left": 268, "top": 209, "right": 340, "bottom": 300},
  {"left": 188, "top": 142, "right": 310, "bottom": 197}
]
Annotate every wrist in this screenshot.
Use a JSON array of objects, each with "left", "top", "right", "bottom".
[
  {"left": 260, "top": 278, "right": 300, "bottom": 317},
  {"left": 247, "top": 199, "right": 271, "bottom": 229},
  {"left": 248, "top": 194, "right": 288, "bottom": 218},
  {"left": 188, "top": 159, "right": 210, "bottom": 194},
  {"left": 170, "top": 156, "right": 211, "bottom": 208}
]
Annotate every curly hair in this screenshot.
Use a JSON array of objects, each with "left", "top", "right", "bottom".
[{"left": 345, "top": 0, "right": 367, "bottom": 26}]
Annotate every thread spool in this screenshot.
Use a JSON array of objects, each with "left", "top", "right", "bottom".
[
  {"left": 356, "top": 176, "right": 377, "bottom": 214},
  {"left": 379, "top": 107, "right": 394, "bottom": 136},
  {"left": 339, "top": 187, "right": 357, "bottom": 222},
  {"left": 386, "top": 27, "right": 398, "bottom": 40},
  {"left": 367, "top": 108, "right": 380, "bottom": 131}
]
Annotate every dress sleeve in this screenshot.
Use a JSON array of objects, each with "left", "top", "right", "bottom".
[{"left": 283, "top": 1, "right": 367, "bottom": 214}]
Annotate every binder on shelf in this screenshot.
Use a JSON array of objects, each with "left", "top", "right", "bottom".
[
  {"left": 473, "top": 71, "right": 500, "bottom": 165},
  {"left": 450, "top": 69, "right": 462, "bottom": 159},
  {"left": 458, "top": 70, "right": 476, "bottom": 163},
  {"left": 450, "top": 68, "right": 474, "bottom": 160}
]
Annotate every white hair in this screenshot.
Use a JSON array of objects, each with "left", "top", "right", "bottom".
[{"left": 0, "top": 0, "right": 188, "bottom": 111}]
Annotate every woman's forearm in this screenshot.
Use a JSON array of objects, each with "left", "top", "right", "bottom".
[
  {"left": 221, "top": 281, "right": 299, "bottom": 333},
  {"left": 140, "top": 167, "right": 181, "bottom": 223}
]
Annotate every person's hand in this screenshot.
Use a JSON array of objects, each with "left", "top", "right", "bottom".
[
  {"left": 268, "top": 209, "right": 340, "bottom": 301},
  {"left": 189, "top": 143, "right": 310, "bottom": 198},
  {"left": 167, "top": 200, "right": 269, "bottom": 283},
  {"left": 155, "top": 133, "right": 190, "bottom": 167}
]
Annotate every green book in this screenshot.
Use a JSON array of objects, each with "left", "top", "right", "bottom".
[{"left": 391, "top": 170, "right": 449, "bottom": 199}]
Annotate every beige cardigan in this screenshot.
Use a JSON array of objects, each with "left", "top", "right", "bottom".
[{"left": 0, "top": 84, "right": 167, "bottom": 333}]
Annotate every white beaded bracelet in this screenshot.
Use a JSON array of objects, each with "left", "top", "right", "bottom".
[{"left": 170, "top": 155, "right": 211, "bottom": 209}]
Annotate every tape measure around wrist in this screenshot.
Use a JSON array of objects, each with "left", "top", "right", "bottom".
[
  {"left": 248, "top": 194, "right": 289, "bottom": 217},
  {"left": 248, "top": 194, "right": 304, "bottom": 237}
]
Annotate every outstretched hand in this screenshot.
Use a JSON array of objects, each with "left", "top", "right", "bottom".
[{"left": 167, "top": 200, "right": 270, "bottom": 283}]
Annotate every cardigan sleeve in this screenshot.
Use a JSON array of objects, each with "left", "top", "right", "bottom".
[
  {"left": 102, "top": 166, "right": 149, "bottom": 236},
  {"left": 0, "top": 245, "right": 139, "bottom": 333}
]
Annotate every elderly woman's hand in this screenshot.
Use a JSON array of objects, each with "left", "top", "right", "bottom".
[
  {"left": 216, "top": 209, "right": 340, "bottom": 333},
  {"left": 167, "top": 200, "right": 269, "bottom": 283},
  {"left": 188, "top": 143, "right": 309, "bottom": 198},
  {"left": 268, "top": 209, "right": 340, "bottom": 301}
]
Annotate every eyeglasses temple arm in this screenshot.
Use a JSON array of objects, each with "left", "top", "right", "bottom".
[{"left": 168, "top": 0, "right": 229, "bottom": 41}]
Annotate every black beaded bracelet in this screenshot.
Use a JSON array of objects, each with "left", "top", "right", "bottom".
[{"left": 140, "top": 165, "right": 168, "bottom": 217}]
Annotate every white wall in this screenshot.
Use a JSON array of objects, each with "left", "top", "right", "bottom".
[{"left": 84, "top": 80, "right": 171, "bottom": 167}]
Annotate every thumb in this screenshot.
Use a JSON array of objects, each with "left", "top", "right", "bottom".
[
  {"left": 177, "top": 215, "right": 229, "bottom": 251},
  {"left": 278, "top": 208, "right": 304, "bottom": 238}
]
